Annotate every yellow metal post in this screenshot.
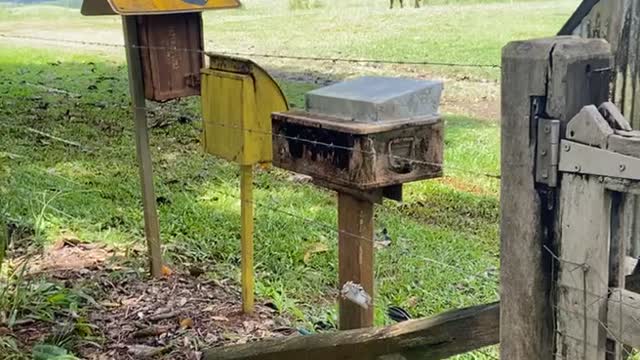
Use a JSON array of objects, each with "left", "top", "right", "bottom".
[
  {"left": 201, "top": 55, "right": 288, "bottom": 314},
  {"left": 240, "top": 165, "right": 254, "bottom": 313}
]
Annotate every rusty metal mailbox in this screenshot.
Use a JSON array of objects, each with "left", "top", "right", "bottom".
[
  {"left": 272, "top": 76, "right": 444, "bottom": 191},
  {"left": 271, "top": 76, "right": 444, "bottom": 330},
  {"left": 137, "top": 13, "right": 204, "bottom": 102},
  {"left": 81, "top": 0, "right": 241, "bottom": 102}
]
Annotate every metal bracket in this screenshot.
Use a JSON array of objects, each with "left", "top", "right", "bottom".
[
  {"left": 559, "top": 140, "right": 640, "bottom": 181},
  {"left": 536, "top": 118, "right": 561, "bottom": 187}
]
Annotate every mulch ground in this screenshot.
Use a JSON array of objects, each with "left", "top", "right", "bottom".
[{"left": 3, "top": 236, "right": 294, "bottom": 359}]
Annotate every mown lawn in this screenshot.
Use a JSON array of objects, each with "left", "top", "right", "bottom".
[
  {"left": 0, "top": 0, "right": 577, "bottom": 80},
  {"left": 0, "top": 0, "right": 578, "bottom": 358},
  {"left": 0, "top": 44, "right": 500, "bottom": 357}
]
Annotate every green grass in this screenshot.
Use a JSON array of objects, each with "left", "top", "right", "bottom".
[
  {"left": 0, "top": 0, "right": 577, "bottom": 80},
  {"left": 0, "top": 0, "right": 572, "bottom": 357},
  {"left": 0, "top": 43, "right": 499, "bottom": 352}
]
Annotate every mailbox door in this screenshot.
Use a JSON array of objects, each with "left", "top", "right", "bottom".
[
  {"left": 202, "top": 69, "right": 270, "bottom": 165},
  {"left": 137, "top": 13, "right": 204, "bottom": 102}
]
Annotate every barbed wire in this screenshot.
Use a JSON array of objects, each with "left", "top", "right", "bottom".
[
  {"left": 545, "top": 244, "right": 640, "bottom": 358},
  {"left": 2, "top": 137, "right": 499, "bottom": 294},
  {"left": 165, "top": 110, "right": 502, "bottom": 181},
  {"left": 2, "top": 150, "right": 501, "bottom": 322},
  {"left": 3, "top": 34, "right": 499, "bottom": 358},
  {"left": 0, "top": 33, "right": 501, "bottom": 70},
  {"left": 2, "top": 79, "right": 503, "bottom": 181}
]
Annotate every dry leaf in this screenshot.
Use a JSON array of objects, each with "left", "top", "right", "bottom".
[
  {"left": 374, "top": 240, "right": 391, "bottom": 249},
  {"left": 162, "top": 265, "right": 173, "bottom": 277},
  {"left": 99, "top": 301, "right": 120, "bottom": 308},
  {"left": 180, "top": 318, "right": 194, "bottom": 329},
  {"left": 405, "top": 296, "right": 419, "bottom": 308},
  {"left": 51, "top": 234, "right": 81, "bottom": 250},
  {"left": 303, "top": 243, "right": 329, "bottom": 264}
]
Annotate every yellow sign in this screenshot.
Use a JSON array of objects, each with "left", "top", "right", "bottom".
[{"left": 81, "top": 0, "right": 240, "bottom": 15}]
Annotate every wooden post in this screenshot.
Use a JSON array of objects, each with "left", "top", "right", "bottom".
[
  {"left": 240, "top": 165, "right": 254, "bottom": 314},
  {"left": 338, "top": 192, "right": 374, "bottom": 330},
  {"left": 501, "top": 37, "right": 611, "bottom": 360},
  {"left": 122, "top": 16, "right": 163, "bottom": 278},
  {"left": 555, "top": 174, "right": 611, "bottom": 360}
]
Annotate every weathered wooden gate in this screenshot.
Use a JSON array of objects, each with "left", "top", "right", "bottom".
[
  {"left": 559, "top": 0, "right": 640, "bottom": 258},
  {"left": 502, "top": 36, "right": 640, "bottom": 359}
]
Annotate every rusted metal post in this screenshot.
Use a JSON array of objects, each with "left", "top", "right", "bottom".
[
  {"left": 338, "top": 192, "right": 374, "bottom": 330},
  {"left": 122, "top": 15, "right": 163, "bottom": 278}
]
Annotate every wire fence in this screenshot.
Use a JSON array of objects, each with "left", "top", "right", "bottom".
[
  {"left": 5, "top": 15, "right": 640, "bottom": 360},
  {"left": 544, "top": 244, "right": 640, "bottom": 359},
  {"left": 0, "top": 33, "right": 502, "bottom": 70},
  {"left": 1, "top": 27, "right": 501, "bottom": 360}
]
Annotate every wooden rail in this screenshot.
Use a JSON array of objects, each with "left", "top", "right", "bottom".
[
  {"left": 203, "top": 302, "right": 499, "bottom": 360},
  {"left": 608, "top": 288, "right": 640, "bottom": 349}
]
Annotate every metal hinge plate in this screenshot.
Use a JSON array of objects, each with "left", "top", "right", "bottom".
[
  {"left": 536, "top": 118, "right": 560, "bottom": 187},
  {"left": 558, "top": 140, "right": 640, "bottom": 181}
]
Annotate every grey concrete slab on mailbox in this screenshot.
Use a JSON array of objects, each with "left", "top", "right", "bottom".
[{"left": 305, "top": 76, "right": 443, "bottom": 122}]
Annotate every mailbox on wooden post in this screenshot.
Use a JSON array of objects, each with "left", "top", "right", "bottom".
[
  {"left": 272, "top": 76, "right": 444, "bottom": 329},
  {"left": 80, "top": 0, "right": 241, "bottom": 277},
  {"left": 201, "top": 54, "right": 289, "bottom": 313}
]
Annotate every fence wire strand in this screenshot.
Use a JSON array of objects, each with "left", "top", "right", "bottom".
[
  {"left": 0, "top": 33, "right": 501, "bottom": 69},
  {"left": 545, "top": 245, "right": 640, "bottom": 359},
  {"left": 1, "top": 31, "right": 505, "bottom": 360}
]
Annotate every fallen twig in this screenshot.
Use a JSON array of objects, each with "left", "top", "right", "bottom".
[
  {"left": 147, "top": 310, "right": 179, "bottom": 322},
  {"left": 128, "top": 344, "right": 172, "bottom": 358},
  {"left": 131, "top": 325, "right": 171, "bottom": 338},
  {"left": 25, "top": 127, "right": 85, "bottom": 149}
]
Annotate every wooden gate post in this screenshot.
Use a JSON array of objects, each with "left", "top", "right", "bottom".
[{"left": 501, "top": 37, "right": 611, "bottom": 360}]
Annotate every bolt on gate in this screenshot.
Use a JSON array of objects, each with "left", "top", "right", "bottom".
[{"left": 502, "top": 36, "right": 640, "bottom": 359}]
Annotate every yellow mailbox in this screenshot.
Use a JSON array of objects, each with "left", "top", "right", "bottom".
[
  {"left": 201, "top": 54, "right": 288, "bottom": 165},
  {"left": 201, "top": 54, "right": 288, "bottom": 313}
]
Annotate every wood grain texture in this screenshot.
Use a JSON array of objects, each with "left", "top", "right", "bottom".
[
  {"left": 608, "top": 192, "right": 633, "bottom": 360},
  {"left": 555, "top": 174, "right": 611, "bottom": 360},
  {"left": 607, "top": 288, "right": 640, "bottom": 348},
  {"left": 338, "top": 192, "right": 374, "bottom": 330},
  {"left": 203, "top": 302, "right": 499, "bottom": 360},
  {"left": 562, "top": 0, "right": 640, "bottom": 261},
  {"left": 501, "top": 37, "right": 611, "bottom": 360},
  {"left": 501, "top": 38, "right": 556, "bottom": 360},
  {"left": 123, "top": 16, "right": 163, "bottom": 278}
]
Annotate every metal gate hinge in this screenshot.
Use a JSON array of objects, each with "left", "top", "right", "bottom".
[
  {"left": 535, "top": 103, "right": 640, "bottom": 184},
  {"left": 535, "top": 118, "right": 560, "bottom": 187},
  {"left": 558, "top": 140, "right": 640, "bottom": 181}
]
